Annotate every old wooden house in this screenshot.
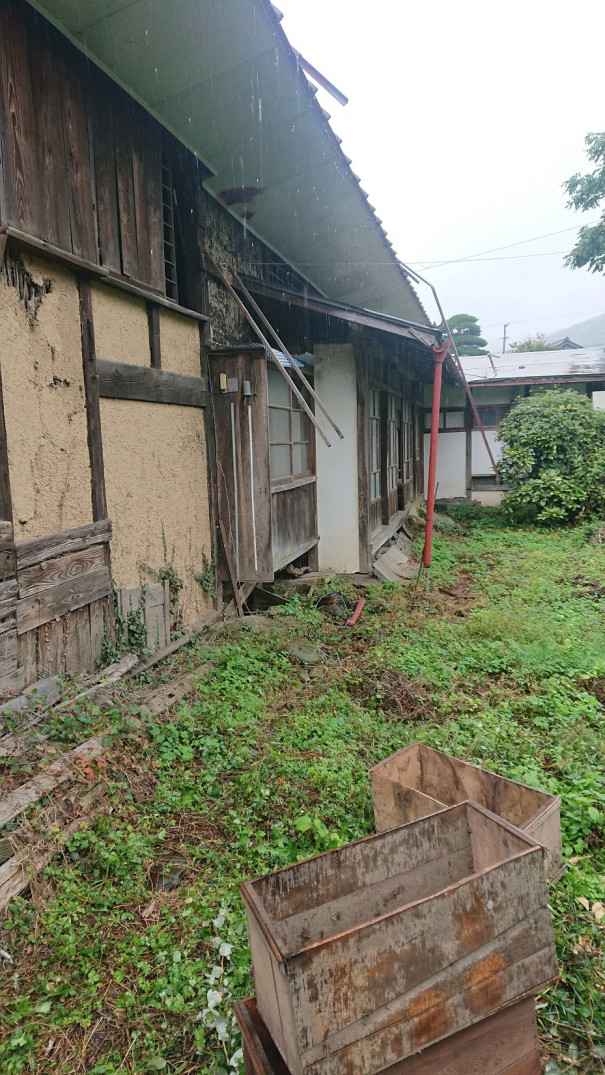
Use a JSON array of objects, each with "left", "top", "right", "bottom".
[
  {"left": 424, "top": 347, "right": 605, "bottom": 504},
  {"left": 0, "top": 0, "right": 447, "bottom": 693}
]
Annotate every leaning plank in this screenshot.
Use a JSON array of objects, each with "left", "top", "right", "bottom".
[
  {"left": 0, "top": 674, "right": 62, "bottom": 717},
  {"left": 0, "top": 783, "right": 106, "bottom": 912},
  {"left": 128, "top": 609, "right": 224, "bottom": 676},
  {"left": 0, "top": 737, "right": 104, "bottom": 830},
  {"left": 53, "top": 653, "right": 138, "bottom": 712},
  {"left": 16, "top": 519, "right": 112, "bottom": 571},
  {"left": 0, "top": 655, "right": 137, "bottom": 757},
  {"left": 0, "top": 668, "right": 25, "bottom": 696},
  {"left": 97, "top": 360, "right": 206, "bottom": 408},
  {"left": 142, "top": 665, "right": 211, "bottom": 717},
  {"left": 16, "top": 564, "right": 111, "bottom": 635}
]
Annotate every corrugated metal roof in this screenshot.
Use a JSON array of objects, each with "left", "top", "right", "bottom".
[
  {"left": 28, "top": 0, "right": 429, "bottom": 324},
  {"left": 463, "top": 347, "right": 605, "bottom": 383}
]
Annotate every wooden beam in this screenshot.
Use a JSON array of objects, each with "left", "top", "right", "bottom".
[
  {"left": 0, "top": 364, "right": 13, "bottom": 523},
  {"left": 200, "top": 322, "right": 222, "bottom": 607},
  {"left": 355, "top": 346, "right": 371, "bottom": 574},
  {"left": 147, "top": 302, "right": 161, "bottom": 368},
  {"left": 97, "top": 359, "right": 206, "bottom": 407},
  {"left": 380, "top": 389, "right": 389, "bottom": 525},
  {"left": 465, "top": 396, "right": 473, "bottom": 498},
  {"left": 1, "top": 228, "right": 209, "bottom": 322},
  {"left": 79, "top": 278, "right": 107, "bottom": 521}
]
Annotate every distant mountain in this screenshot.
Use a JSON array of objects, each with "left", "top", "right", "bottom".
[{"left": 547, "top": 313, "right": 605, "bottom": 347}]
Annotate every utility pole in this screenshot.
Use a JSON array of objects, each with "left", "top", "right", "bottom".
[{"left": 502, "top": 323, "right": 509, "bottom": 353}]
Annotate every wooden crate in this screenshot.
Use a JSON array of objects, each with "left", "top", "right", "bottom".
[
  {"left": 234, "top": 994, "right": 542, "bottom": 1075},
  {"left": 370, "top": 744, "right": 562, "bottom": 880},
  {"left": 240, "top": 802, "right": 557, "bottom": 1075}
]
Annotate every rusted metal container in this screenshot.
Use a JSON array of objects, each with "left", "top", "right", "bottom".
[
  {"left": 240, "top": 802, "right": 557, "bottom": 1075},
  {"left": 234, "top": 994, "right": 542, "bottom": 1075},
  {"left": 370, "top": 743, "right": 562, "bottom": 880}
]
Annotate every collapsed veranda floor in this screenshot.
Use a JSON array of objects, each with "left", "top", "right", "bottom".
[{"left": 0, "top": 509, "right": 604, "bottom": 1074}]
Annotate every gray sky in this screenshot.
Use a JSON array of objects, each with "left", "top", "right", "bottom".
[{"left": 277, "top": 0, "right": 604, "bottom": 349}]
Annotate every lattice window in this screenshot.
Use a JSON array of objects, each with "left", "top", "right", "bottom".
[
  {"left": 161, "top": 148, "right": 178, "bottom": 301},
  {"left": 268, "top": 367, "right": 311, "bottom": 482}
]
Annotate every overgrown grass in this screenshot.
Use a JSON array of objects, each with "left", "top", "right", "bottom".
[{"left": 0, "top": 511, "right": 604, "bottom": 1072}]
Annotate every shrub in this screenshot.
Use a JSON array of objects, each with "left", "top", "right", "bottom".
[{"left": 497, "top": 389, "right": 605, "bottom": 524}]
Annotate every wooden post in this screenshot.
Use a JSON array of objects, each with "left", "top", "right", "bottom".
[
  {"left": 79, "top": 277, "right": 113, "bottom": 640},
  {"left": 147, "top": 302, "right": 161, "bottom": 368},
  {"left": 380, "top": 388, "right": 389, "bottom": 525},
  {"left": 465, "top": 395, "right": 473, "bottom": 499},
  {"left": 0, "top": 364, "right": 13, "bottom": 522},
  {"left": 355, "top": 342, "right": 371, "bottom": 574},
  {"left": 78, "top": 277, "right": 107, "bottom": 521},
  {"left": 199, "top": 321, "right": 222, "bottom": 608}
]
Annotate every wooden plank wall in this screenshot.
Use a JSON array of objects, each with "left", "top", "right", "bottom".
[
  {"left": 0, "top": 0, "right": 167, "bottom": 295},
  {"left": 209, "top": 350, "right": 273, "bottom": 584},
  {"left": 117, "top": 581, "right": 171, "bottom": 654},
  {"left": 0, "top": 520, "right": 113, "bottom": 695}
]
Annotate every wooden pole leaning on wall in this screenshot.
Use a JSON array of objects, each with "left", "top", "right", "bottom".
[
  {"left": 231, "top": 271, "right": 345, "bottom": 441},
  {"left": 204, "top": 254, "right": 332, "bottom": 448}
]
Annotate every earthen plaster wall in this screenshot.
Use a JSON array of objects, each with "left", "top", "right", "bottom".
[
  {"left": 100, "top": 397, "right": 212, "bottom": 625},
  {"left": 0, "top": 254, "right": 92, "bottom": 540},
  {"left": 91, "top": 284, "right": 149, "bottom": 365},
  {"left": 159, "top": 310, "right": 201, "bottom": 377}
]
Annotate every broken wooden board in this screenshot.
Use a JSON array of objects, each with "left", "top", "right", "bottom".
[
  {"left": 0, "top": 782, "right": 106, "bottom": 912},
  {"left": 0, "top": 737, "right": 104, "bottom": 829},
  {"left": 373, "top": 544, "right": 420, "bottom": 582},
  {"left": 141, "top": 664, "right": 211, "bottom": 717}
]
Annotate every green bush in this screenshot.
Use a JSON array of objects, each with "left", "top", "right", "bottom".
[{"left": 497, "top": 389, "right": 605, "bottom": 524}]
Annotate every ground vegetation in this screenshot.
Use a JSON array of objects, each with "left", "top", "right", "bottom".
[{"left": 0, "top": 512, "right": 603, "bottom": 1073}]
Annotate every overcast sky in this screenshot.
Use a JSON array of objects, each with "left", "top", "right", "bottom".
[{"left": 276, "top": 0, "right": 604, "bottom": 350}]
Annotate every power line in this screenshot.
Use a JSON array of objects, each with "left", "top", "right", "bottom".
[{"left": 415, "top": 220, "right": 601, "bottom": 269}]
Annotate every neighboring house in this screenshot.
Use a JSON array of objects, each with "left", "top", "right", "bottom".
[
  {"left": 0, "top": 0, "right": 449, "bottom": 692},
  {"left": 424, "top": 348, "right": 605, "bottom": 505},
  {"left": 551, "top": 337, "right": 582, "bottom": 350}
]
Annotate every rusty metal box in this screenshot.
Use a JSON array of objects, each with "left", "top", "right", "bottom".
[
  {"left": 370, "top": 743, "right": 562, "bottom": 880},
  {"left": 240, "top": 802, "right": 557, "bottom": 1075}
]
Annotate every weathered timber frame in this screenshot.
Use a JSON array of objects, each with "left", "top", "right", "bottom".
[{"left": 97, "top": 361, "right": 207, "bottom": 407}]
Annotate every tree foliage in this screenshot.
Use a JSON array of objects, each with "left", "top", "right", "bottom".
[
  {"left": 509, "top": 333, "right": 556, "bottom": 353},
  {"left": 497, "top": 390, "right": 605, "bottom": 525},
  {"left": 445, "top": 313, "right": 488, "bottom": 356},
  {"left": 564, "top": 132, "right": 605, "bottom": 275}
]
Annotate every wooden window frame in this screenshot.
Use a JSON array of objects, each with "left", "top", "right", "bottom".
[{"left": 268, "top": 368, "right": 313, "bottom": 487}]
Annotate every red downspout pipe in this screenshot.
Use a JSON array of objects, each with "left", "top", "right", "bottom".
[{"left": 424, "top": 340, "right": 449, "bottom": 568}]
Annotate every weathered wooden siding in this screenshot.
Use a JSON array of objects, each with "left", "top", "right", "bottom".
[
  {"left": 271, "top": 481, "right": 317, "bottom": 572},
  {"left": 0, "top": 519, "right": 113, "bottom": 693},
  {"left": 0, "top": 0, "right": 193, "bottom": 299},
  {"left": 209, "top": 349, "right": 273, "bottom": 584},
  {"left": 241, "top": 803, "right": 557, "bottom": 1075},
  {"left": 371, "top": 744, "right": 562, "bottom": 880}
]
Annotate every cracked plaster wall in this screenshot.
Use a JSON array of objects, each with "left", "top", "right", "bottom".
[{"left": 0, "top": 254, "right": 92, "bottom": 540}]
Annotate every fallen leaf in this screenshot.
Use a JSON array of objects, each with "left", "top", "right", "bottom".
[
  {"left": 592, "top": 902, "right": 605, "bottom": 920},
  {"left": 141, "top": 900, "right": 156, "bottom": 920},
  {"left": 577, "top": 897, "right": 590, "bottom": 911}
]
